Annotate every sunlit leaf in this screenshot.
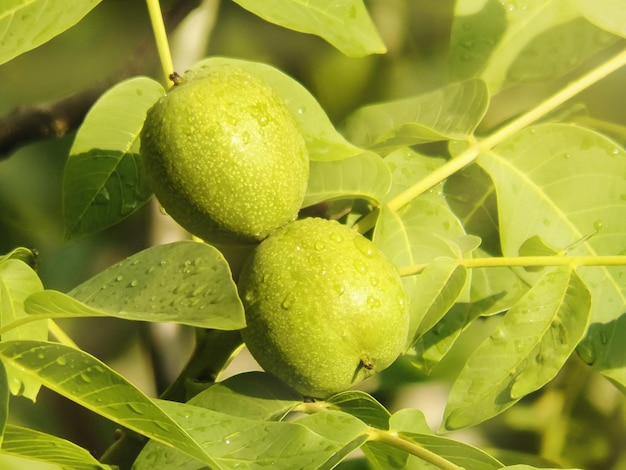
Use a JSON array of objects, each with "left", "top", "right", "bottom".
[
  {"left": 343, "top": 79, "right": 489, "bottom": 153},
  {"left": 25, "top": 241, "right": 245, "bottom": 330},
  {"left": 384, "top": 148, "right": 448, "bottom": 204},
  {"left": 0, "top": 259, "right": 46, "bottom": 400},
  {"left": 0, "top": 341, "right": 217, "bottom": 467},
  {"left": 444, "top": 163, "right": 501, "bottom": 256},
  {"left": 373, "top": 202, "right": 469, "bottom": 345},
  {"left": 477, "top": 124, "right": 626, "bottom": 390},
  {"left": 0, "top": 425, "right": 112, "bottom": 470},
  {"left": 411, "top": 258, "right": 468, "bottom": 342},
  {"left": 409, "top": 303, "right": 475, "bottom": 375},
  {"left": 135, "top": 404, "right": 368, "bottom": 469},
  {"left": 303, "top": 152, "right": 392, "bottom": 207},
  {"left": 327, "top": 391, "right": 390, "bottom": 430},
  {"left": 443, "top": 267, "right": 591, "bottom": 430},
  {"left": 0, "top": 0, "right": 101, "bottom": 65},
  {"left": 0, "top": 248, "right": 38, "bottom": 268},
  {"left": 231, "top": 0, "right": 386, "bottom": 57},
  {"left": 469, "top": 251, "right": 529, "bottom": 317},
  {"left": 189, "top": 372, "right": 301, "bottom": 421},
  {"left": 573, "top": 0, "right": 626, "bottom": 38},
  {"left": 450, "top": 0, "right": 585, "bottom": 92},
  {"left": 63, "top": 77, "right": 165, "bottom": 239},
  {"left": 506, "top": 17, "right": 618, "bottom": 84},
  {"left": 449, "top": 0, "right": 507, "bottom": 83},
  {"left": 189, "top": 57, "right": 363, "bottom": 161}
]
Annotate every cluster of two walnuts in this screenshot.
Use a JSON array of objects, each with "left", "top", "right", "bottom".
[{"left": 140, "top": 64, "right": 409, "bottom": 399}]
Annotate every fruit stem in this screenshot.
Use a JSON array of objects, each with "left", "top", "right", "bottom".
[
  {"left": 397, "top": 254, "right": 626, "bottom": 277},
  {"left": 367, "top": 428, "right": 465, "bottom": 470},
  {"left": 145, "top": 0, "right": 176, "bottom": 86},
  {"left": 353, "top": 46, "right": 626, "bottom": 235}
]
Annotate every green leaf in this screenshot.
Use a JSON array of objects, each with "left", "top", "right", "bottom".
[
  {"left": 230, "top": 0, "right": 386, "bottom": 57},
  {"left": 0, "top": 247, "right": 38, "bottom": 268},
  {"left": 188, "top": 57, "right": 363, "bottom": 161},
  {"left": 0, "top": 0, "right": 101, "bottom": 65},
  {"left": 450, "top": 0, "right": 582, "bottom": 93},
  {"left": 506, "top": 17, "right": 618, "bottom": 85},
  {"left": 477, "top": 124, "right": 626, "bottom": 389},
  {"left": 343, "top": 79, "right": 489, "bottom": 153},
  {"left": 444, "top": 162, "right": 501, "bottom": 256},
  {"left": 135, "top": 404, "right": 368, "bottom": 469},
  {"left": 383, "top": 148, "right": 448, "bottom": 204},
  {"left": 327, "top": 391, "right": 390, "bottom": 430},
  {"left": 0, "top": 259, "right": 46, "bottom": 400},
  {"left": 63, "top": 77, "right": 165, "bottom": 239},
  {"left": 409, "top": 303, "right": 475, "bottom": 374},
  {"left": 303, "top": 152, "right": 392, "bottom": 207},
  {"left": 443, "top": 267, "right": 591, "bottom": 430},
  {"left": 373, "top": 202, "right": 469, "bottom": 345},
  {"left": 0, "top": 425, "right": 112, "bottom": 470},
  {"left": 389, "top": 408, "right": 432, "bottom": 435},
  {"left": 573, "top": 0, "right": 626, "bottom": 38},
  {"left": 469, "top": 251, "right": 529, "bottom": 317},
  {"left": 411, "top": 258, "right": 468, "bottom": 343},
  {"left": 189, "top": 371, "right": 301, "bottom": 421},
  {"left": 0, "top": 340, "right": 217, "bottom": 468},
  {"left": 25, "top": 241, "right": 245, "bottom": 330},
  {"left": 449, "top": 0, "right": 508, "bottom": 84}
]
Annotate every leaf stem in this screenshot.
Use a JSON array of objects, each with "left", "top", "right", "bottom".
[
  {"left": 367, "top": 428, "right": 465, "bottom": 470},
  {"left": 398, "top": 255, "right": 626, "bottom": 277},
  {"left": 372, "top": 46, "right": 626, "bottom": 221},
  {"left": 48, "top": 320, "right": 78, "bottom": 349},
  {"left": 146, "top": 0, "right": 176, "bottom": 86}
]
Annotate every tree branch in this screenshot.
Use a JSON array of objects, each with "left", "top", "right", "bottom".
[{"left": 0, "top": 0, "right": 201, "bottom": 159}]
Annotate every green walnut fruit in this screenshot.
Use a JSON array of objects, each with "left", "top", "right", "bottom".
[
  {"left": 239, "top": 217, "right": 409, "bottom": 398},
  {"left": 140, "top": 65, "right": 309, "bottom": 244}
]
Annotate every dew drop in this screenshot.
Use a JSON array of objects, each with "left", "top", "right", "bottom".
[
  {"left": 127, "top": 403, "right": 144, "bottom": 415},
  {"left": 146, "top": 266, "right": 155, "bottom": 274},
  {"left": 56, "top": 356, "right": 68, "bottom": 366},
  {"left": 314, "top": 241, "right": 325, "bottom": 251},
  {"left": 514, "top": 339, "right": 525, "bottom": 352},
  {"left": 370, "top": 277, "right": 379, "bottom": 287},
  {"left": 354, "top": 259, "right": 367, "bottom": 274},
  {"left": 80, "top": 372, "right": 92, "bottom": 383},
  {"left": 367, "top": 296, "right": 381, "bottom": 308},
  {"left": 297, "top": 107, "right": 307, "bottom": 115},
  {"left": 129, "top": 280, "right": 138, "bottom": 287},
  {"left": 593, "top": 220, "right": 604, "bottom": 231},
  {"left": 281, "top": 292, "right": 296, "bottom": 310},
  {"left": 330, "top": 232, "right": 343, "bottom": 243},
  {"left": 599, "top": 330, "right": 609, "bottom": 345},
  {"left": 577, "top": 341, "right": 596, "bottom": 365},
  {"left": 490, "top": 327, "right": 507, "bottom": 343},
  {"left": 334, "top": 283, "right": 345, "bottom": 296},
  {"left": 354, "top": 237, "right": 374, "bottom": 257},
  {"left": 37, "top": 352, "right": 45, "bottom": 360},
  {"left": 115, "top": 275, "right": 124, "bottom": 282}
]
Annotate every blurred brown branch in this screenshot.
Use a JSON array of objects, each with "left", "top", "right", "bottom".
[{"left": 0, "top": 0, "right": 202, "bottom": 159}]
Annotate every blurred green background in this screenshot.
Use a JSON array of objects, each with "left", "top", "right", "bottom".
[{"left": 1, "top": 1, "right": 626, "bottom": 468}]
